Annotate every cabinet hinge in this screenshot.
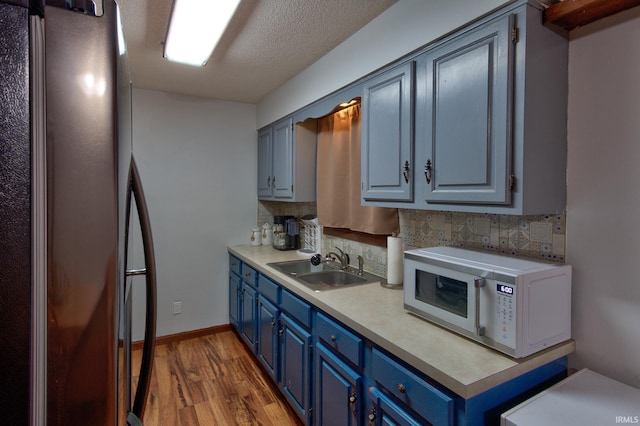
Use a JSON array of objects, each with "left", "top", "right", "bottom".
[
  {"left": 291, "top": 185, "right": 294, "bottom": 193},
  {"left": 511, "top": 26, "right": 519, "bottom": 44},
  {"left": 508, "top": 174, "right": 516, "bottom": 191}
]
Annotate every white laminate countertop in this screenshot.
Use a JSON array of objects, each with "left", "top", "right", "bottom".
[{"left": 228, "top": 245, "right": 575, "bottom": 399}]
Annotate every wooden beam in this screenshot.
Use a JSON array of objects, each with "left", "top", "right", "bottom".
[{"left": 544, "top": 0, "right": 640, "bottom": 30}]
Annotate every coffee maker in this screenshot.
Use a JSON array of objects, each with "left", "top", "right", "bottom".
[{"left": 273, "top": 215, "right": 299, "bottom": 250}]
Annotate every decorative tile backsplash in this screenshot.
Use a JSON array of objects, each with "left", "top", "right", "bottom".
[
  {"left": 398, "top": 209, "right": 566, "bottom": 262},
  {"left": 257, "top": 201, "right": 567, "bottom": 278}
]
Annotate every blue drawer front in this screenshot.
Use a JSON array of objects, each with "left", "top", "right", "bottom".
[
  {"left": 241, "top": 264, "right": 257, "bottom": 287},
  {"left": 315, "top": 312, "right": 363, "bottom": 367},
  {"left": 258, "top": 274, "right": 281, "bottom": 304},
  {"left": 281, "top": 290, "right": 311, "bottom": 329},
  {"left": 371, "top": 348, "right": 454, "bottom": 426},
  {"left": 369, "top": 386, "right": 424, "bottom": 426},
  {"left": 229, "top": 254, "right": 241, "bottom": 276}
]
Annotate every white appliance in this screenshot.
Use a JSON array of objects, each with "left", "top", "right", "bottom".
[
  {"left": 404, "top": 247, "right": 571, "bottom": 358},
  {"left": 501, "top": 369, "right": 640, "bottom": 425}
]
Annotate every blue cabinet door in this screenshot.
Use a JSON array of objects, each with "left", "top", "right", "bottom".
[
  {"left": 315, "top": 343, "right": 362, "bottom": 426},
  {"left": 257, "top": 296, "right": 279, "bottom": 382},
  {"left": 257, "top": 127, "right": 273, "bottom": 198},
  {"left": 279, "top": 312, "right": 312, "bottom": 424},
  {"left": 417, "top": 13, "right": 514, "bottom": 205},
  {"left": 240, "top": 283, "right": 257, "bottom": 351},
  {"left": 228, "top": 272, "right": 240, "bottom": 329},
  {"left": 272, "top": 117, "right": 294, "bottom": 199},
  {"left": 362, "top": 61, "right": 414, "bottom": 202}
]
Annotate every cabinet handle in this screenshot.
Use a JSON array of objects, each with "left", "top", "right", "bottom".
[
  {"left": 270, "top": 320, "right": 276, "bottom": 328},
  {"left": 267, "top": 176, "right": 271, "bottom": 188},
  {"left": 349, "top": 391, "right": 357, "bottom": 415},
  {"left": 403, "top": 160, "right": 410, "bottom": 184},
  {"left": 397, "top": 383, "right": 406, "bottom": 394},
  {"left": 272, "top": 176, "right": 276, "bottom": 187},
  {"left": 368, "top": 408, "right": 376, "bottom": 426},
  {"left": 424, "top": 159, "right": 432, "bottom": 184},
  {"left": 330, "top": 335, "right": 337, "bottom": 342}
]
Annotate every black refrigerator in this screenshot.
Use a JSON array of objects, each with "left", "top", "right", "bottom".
[{"left": 0, "top": 0, "right": 157, "bottom": 424}]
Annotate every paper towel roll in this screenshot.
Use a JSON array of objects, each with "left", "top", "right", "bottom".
[{"left": 387, "top": 236, "right": 403, "bottom": 285}]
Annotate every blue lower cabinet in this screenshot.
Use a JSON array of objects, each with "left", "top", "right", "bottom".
[
  {"left": 371, "top": 347, "right": 454, "bottom": 425},
  {"left": 368, "top": 387, "right": 424, "bottom": 426},
  {"left": 229, "top": 254, "right": 241, "bottom": 276},
  {"left": 229, "top": 272, "right": 240, "bottom": 330},
  {"left": 279, "top": 312, "right": 312, "bottom": 424},
  {"left": 226, "top": 254, "right": 568, "bottom": 426},
  {"left": 315, "top": 342, "right": 362, "bottom": 426},
  {"left": 257, "top": 296, "right": 279, "bottom": 381},
  {"left": 240, "top": 283, "right": 257, "bottom": 351}
]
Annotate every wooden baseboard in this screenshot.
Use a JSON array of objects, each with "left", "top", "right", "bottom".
[{"left": 131, "top": 324, "right": 232, "bottom": 351}]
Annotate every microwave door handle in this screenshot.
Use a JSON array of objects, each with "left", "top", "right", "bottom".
[{"left": 474, "top": 278, "right": 485, "bottom": 337}]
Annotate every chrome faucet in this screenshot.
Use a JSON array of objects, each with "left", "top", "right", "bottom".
[{"left": 325, "top": 247, "right": 350, "bottom": 270}]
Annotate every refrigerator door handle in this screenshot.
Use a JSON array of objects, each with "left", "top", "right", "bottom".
[{"left": 125, "top": 156, "right": 157, "bottom": 421}]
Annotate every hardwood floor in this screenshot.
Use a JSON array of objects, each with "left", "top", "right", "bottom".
[{"left": 133, "top": 330, "right": 303, "bottom": 426}]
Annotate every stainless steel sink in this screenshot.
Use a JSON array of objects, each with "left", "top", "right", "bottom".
[
  {"left": 267, "top": 259, "right": 385, "bottom": 291},
  {"left": 267, "top": 259, "right": 332, "bottom": 276},
  {"left": 297, "top": 270, "right": 367, "bottom": 286}
]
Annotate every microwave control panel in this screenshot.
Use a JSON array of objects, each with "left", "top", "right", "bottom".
[{"left": 494, "top": 283, "right": 516, "bottom": 347}]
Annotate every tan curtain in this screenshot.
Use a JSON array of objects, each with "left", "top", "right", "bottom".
[{"left": 316, "top": 104, "right": 399, "bottom": 235}]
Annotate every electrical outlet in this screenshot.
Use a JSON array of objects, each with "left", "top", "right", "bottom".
[{"left": 173, "top": 301, "right": 182, "bottom": 315}]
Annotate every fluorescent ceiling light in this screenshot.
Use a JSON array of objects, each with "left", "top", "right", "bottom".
[{"left": 164, "top": 0, "right": 241, "bottom": 66}]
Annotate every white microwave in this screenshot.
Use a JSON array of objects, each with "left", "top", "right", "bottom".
[{"left": 404, "top": 246, "right": 572, "bottom": 358}]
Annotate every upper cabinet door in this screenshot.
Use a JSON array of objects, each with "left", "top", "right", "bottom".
[
  {"left": 361, "top": 61, "right": 414, "bottom": 202},
  {"left": 417, "top": 13, "right": 514, "bottom": 205},
  {"left": 257, "top": 128, "right": 273, "bottom": 198},
  {"left": 272, "top": 117, "right": 294, "bottom": 199}
]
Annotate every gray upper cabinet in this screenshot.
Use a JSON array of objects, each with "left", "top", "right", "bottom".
[
  {"left": 257, "top": 127, "right": 273, "bottom": 198},
  {"left": 258, "top": 117, "right": 317, "bottom": 202},
  {"left": 417, "top": 13, "right": 514, "bottom": 205},
  {"left": 361, "top": 61, "right": 414, "bottom": 202},
  {"left": 362, "top": 1, "right": 568, "bottom": 214},
  {"left": 272, "top": 118, "right": 294, "bottom": 199}
]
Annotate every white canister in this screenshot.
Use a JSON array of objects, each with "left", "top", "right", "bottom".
[
  {"left": 250, "top": 226, "right": 262, "bottom": 246},
  {"left": 261, "top": 223, "right": 273, "bottom": 245}
]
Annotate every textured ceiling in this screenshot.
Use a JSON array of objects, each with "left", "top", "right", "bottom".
[{"left": 117, "top": 0, "right": 398, "bottom": 104}]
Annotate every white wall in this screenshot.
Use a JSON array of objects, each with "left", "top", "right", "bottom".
[
  {"left": 566, "top": 8, "right": 640, "bottom": 387},
  {"left": 256, "top": 0, "right": 510, "bottom": 128},
  {"left": 131, "top": 88, "right": 256, "bottom": 339}
]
